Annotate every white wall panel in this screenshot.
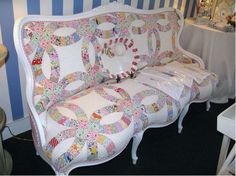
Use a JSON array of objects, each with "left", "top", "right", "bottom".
[
  {"left": 173, "top": 0, "right": 178, "bottom": 9},
  {"left": 165, "top": 0, "right": 170, "bottom": 7},
  {"left": 40, "top": 0, "right": 52, "bottom": 15},
  {"left": 131, "top": 0, "right": 138, "bottom": 8},
  {"left": 155, "top": 0, "right": 161, "bottom": 9},
  {"left": 101, "top": 0, "right": 110, "bottom": 5},
  {"left": 117, "top": 0, "right": 125, "bottom": 4},
  {"left": 12, "top": 0, "right": 28, "bottom": 118},
  {"left": 63, "top": 0, "right": 74, "bottom": 15},
  {"left": 143, "top": 0, "right": 150, "bottom": 10},
  {"left": 83, "top": 0, "right": 93, "bottom": 12}
]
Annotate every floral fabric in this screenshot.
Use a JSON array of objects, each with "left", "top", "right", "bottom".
[
  {"left": 45, "top": 72, "right": 215, "bottom": 172},
  {"left": 22, "top": 10, "right": 184, "bottom": 117}
]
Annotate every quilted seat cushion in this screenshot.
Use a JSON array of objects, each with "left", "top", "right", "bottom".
[
  {"left": 44, "top": 80, "right": 181, "bottom": 172},
  {"left": 44, "top": 62, "right": 216, "bottom": 172},
  {"left": 44, "top": 83, "right": 143, "bottom": 172}
]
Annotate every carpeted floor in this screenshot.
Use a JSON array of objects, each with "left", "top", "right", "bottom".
[{"left": 3, "top": 99, "right": 235, "bottom": 175}]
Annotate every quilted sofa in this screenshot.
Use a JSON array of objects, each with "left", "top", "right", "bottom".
[{"left": 14, "top": 2, "right": 217, "bottom": 175}]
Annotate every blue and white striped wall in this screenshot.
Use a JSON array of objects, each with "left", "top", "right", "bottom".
[{"left": 0, "top": 0, "right": 196, "bottom": 139}]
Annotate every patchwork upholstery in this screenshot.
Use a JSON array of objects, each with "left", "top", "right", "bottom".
[
  {"left": 14, "top": 2, "right": 217, "bottom": 175},
  {"left": 45, "top": 72, "right": 215, "bottom": 172}
]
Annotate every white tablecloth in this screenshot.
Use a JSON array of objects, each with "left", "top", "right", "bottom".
[{"left": 180, "top": 18, "right": 235, "bottom": 103}]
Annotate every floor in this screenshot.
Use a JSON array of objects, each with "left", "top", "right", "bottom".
[{"left": 3, "top": 99, "right": 235, "bottom": 175}]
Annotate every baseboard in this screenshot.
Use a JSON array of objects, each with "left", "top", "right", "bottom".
[{"left": 2, "top": 116, "right": 31, "bottom": 140}]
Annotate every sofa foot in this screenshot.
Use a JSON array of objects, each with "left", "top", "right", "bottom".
[
  {"left": 178, "top": 126, "right": 183, "bottom": 134},
  {"left": 206, "top": 100, "right": 211, "bottom": 111},
  {"left": 132, "top": 156, "right": 138, "bottom": 165},
  {"left": 55, "top": 170, "right": 69, "bottom": 176},
  {"left": 131, "top": 131, "right": 144, "bottom": 165},
  {"left": 178, "top": 104, "right": 190, "bottom": 134}
]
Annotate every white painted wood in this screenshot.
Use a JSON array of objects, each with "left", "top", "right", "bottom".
[
  {"left": 216, "top": 135, "right": 231, "bottom": 173},
  {"left": 216, "top": 103, "right": 235, "bottom": 173},
  {"left": 131, "top": 131, "right": 144, "bottom": 165},
  {"left": 178, "top": 103, "right": 190, "bottom": 134},
  {"left": 206, "top": 100, "right": 211, "bottom": 111},
  {"left": 218, "top": 144, "right": 235, "bottom": 175},
  {"left": 217, "top": 104, "right": 235, "bottom": 140}
]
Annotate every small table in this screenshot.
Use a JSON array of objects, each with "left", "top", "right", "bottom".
[
  {"left": 180, "top": 18, "right": 235, "bottom": 103},
  {"left": 0, "top": 44, "right": 12, "bottom": 174},
  {"left": 0, "top": 107, "right": 13, "bottom": 174},
  {"left": 216, "top": 103, "right": 235, "bottom": 175}
]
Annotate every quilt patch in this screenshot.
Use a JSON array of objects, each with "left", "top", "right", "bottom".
[
  {"left": 45, "top": 85, "right": 147, "bottom": 170},
  {"left": 22, "top": 11, "right": 182, "bottom": 115}
]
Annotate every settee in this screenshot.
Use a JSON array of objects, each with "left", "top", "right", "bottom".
[{"left": 14, "top": 2, "right": 217, "bottom": 175}]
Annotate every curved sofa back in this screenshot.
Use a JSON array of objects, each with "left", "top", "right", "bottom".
[{"left": 14, "top": 2, "right": 184, "bottom": 146}]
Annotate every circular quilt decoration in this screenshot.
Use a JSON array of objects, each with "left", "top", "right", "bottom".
[{"left": 100, "top": 37, "right": 139, "bottom": 79}]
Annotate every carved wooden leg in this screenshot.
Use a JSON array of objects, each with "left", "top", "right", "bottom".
[
  {"left": 206, "top": 100, "right": 211, "bottom": 111},
  {"left": 54, "top": 168, "right": 70, "bottom": 176},
  {"left": 178, "top": 104, "right": 190, "bottom": 134},
  {"left": 131, "top": 131, "right": 144, "bottom": 165},
  {"left": 55, "top": 171, "right": 69, "bottom": 176}
]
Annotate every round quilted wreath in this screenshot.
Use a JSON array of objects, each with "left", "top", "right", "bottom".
[{"left": 99, "top": 37, "right": 139, "bottom": 80}]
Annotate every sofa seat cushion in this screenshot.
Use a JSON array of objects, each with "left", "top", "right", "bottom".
[
  {"left": 43, "top": 79, "right": 181, "bottom": 171},
  {"left": 44, "top": 83, "right": 146, "bottom": 172},
  {"left": 43, "top": 63, "right": 216, "bottom": 172}
]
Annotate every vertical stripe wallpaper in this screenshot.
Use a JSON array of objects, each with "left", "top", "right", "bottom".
[
  {"left": 0, "top": 0, "right": 24, "bottom": 122},
  {"left": 0, "top": 0, "right": 196, "bottom": 125}
]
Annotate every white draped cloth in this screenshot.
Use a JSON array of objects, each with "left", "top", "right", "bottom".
[{"left": 180, "top": 18, "right": 235, "bottom": 103}]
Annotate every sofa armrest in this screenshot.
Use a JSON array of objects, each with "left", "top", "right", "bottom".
[
  {"left": 174, "top": 9, "right": 205, "bottom": 69},
  {"left": 179, "top": 47, "right": 205, "bottom": 69},
  {"left": 14, "top": 18, "right": 46, "bottom": 147}
]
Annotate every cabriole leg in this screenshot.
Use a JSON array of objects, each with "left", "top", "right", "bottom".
[
  {"left": 206, "top": 100, "right": 211, "bottom": 111},
  {"left": 131, "top": 131, "right": 144, "bottom": 165},
  {"left": 178, "top": 104, "right": 190, "bottom": 134},
  {"left": 54, "top": 169, "right": 69, "bottom": 176}
]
